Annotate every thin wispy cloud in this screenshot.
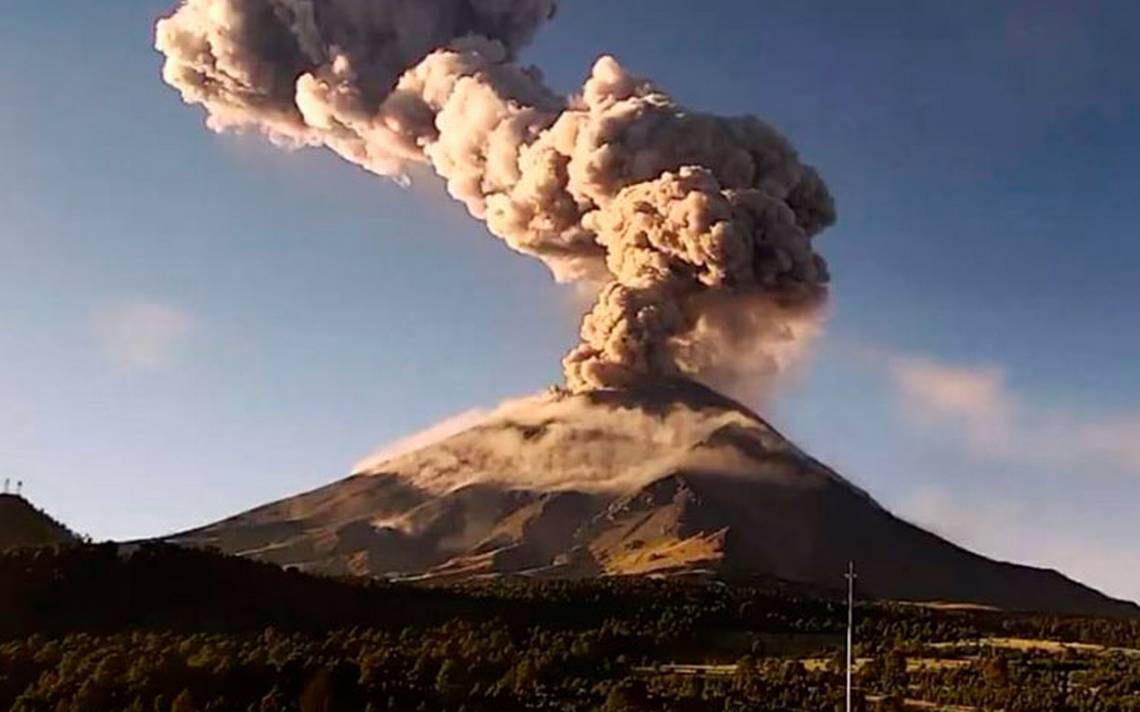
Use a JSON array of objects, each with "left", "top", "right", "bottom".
[
  {"left": 882, "top": 352, "right": 1140, "bottom": 473},
  {"left": 352, "top": 407, "right": 491, "bottom": 474},
  {"left": 92, "top": 300, "right": 197, "bottom": 370}
]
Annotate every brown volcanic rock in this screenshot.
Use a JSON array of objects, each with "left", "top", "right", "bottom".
[
  {"left": 169, "top": 381, "right": 1139, "bottom": 617},
  {"left": 0, "top": 494, "right": 77, "bottom": 550}
]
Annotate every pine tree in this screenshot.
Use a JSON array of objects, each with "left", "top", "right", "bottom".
[{"left": 171, "top": 689, "right": 197, "bottom": 712}]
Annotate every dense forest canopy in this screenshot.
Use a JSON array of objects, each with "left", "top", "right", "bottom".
[{"left": 1, "top": 544, "right": 1137, "bottom": 710}]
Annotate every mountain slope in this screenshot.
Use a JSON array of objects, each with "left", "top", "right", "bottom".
[
  {"left": 169, "top": 381, "right": 1138, "bottom": 617},
  {"left": 0, "top": 494, "right": 77, "bottom": 549}
]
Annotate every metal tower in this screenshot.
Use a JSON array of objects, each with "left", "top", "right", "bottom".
[{"left": 845, "top": 560, "right": 857, "bottom": 712}]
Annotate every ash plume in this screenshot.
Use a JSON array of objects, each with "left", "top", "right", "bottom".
[
  {"left": 156, "top": 0, "right": 835, "bottom": 397},
  {"left": 350, "top": 385, "right": 789, "bottom": 497}
]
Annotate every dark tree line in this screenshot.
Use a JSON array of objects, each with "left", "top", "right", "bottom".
[{"left": 0, "top": 543, "right": 1137, "bottom": 710}]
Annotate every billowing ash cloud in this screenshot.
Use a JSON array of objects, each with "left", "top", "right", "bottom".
[
  {"left": 155, "top": 0, "right": 557, "bottom": 176},
  {"left": 156, "top": 0, "right": 835, "bottom": 397}
]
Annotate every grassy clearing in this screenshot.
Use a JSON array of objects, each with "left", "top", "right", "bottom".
[{"left": 930, "top": 636, "right": 1140, "bottom": 657}]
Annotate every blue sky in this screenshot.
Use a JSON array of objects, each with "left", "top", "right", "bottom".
[{"left": 2, "top": 1, "right": 1138, "bottom": 602}]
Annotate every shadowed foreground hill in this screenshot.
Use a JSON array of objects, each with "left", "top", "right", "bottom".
[
  {"left": 0, "top": 494, "right": 76, "bottom": 550},
  {"left": 171, "top": 381, "right": 1138, "bottom": 618},
  {"left": 0, "top": 543, "right": 456, "bottom": 639}
]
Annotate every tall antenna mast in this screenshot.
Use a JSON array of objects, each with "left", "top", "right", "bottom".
[{"left": 845, "top": 560, "right": 857, "bottom": 712}]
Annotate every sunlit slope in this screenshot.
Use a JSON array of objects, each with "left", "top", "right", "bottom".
[{"left": 169, "top": 381, "right": 1138, "bottom": 617}]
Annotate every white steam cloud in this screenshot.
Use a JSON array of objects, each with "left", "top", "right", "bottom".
[{"left": 156, "top": 0, "right": 835, "bottom": 396}]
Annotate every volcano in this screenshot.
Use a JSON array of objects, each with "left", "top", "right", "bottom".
[{"left": 170, "top": 381, "right": 1137, "bottom": 617}]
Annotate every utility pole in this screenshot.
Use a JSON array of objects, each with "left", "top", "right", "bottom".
[{"left": 845, "top": 560, "right": 857, "bottom": 712}]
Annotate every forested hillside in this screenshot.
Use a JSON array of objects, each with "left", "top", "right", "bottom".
[
  {"left": 0, "top": 494, "right": 76, "bottom": 549},
  {"left": 1, "top": 544, "right": 1137, "bottom": 710}
]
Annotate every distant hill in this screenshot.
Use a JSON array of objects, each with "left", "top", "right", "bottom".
[
  {"left": 0, "top": 542, "right": 444, "bottom": 639},
  {"left": 169, "top": 380, "right": 1140, "bottom": 619},
  {"left": 0, "top": 494, "right": 76, "bottom": 550},
  {"left": 0, "top": 541, "right": 861, "bottom": 639}
]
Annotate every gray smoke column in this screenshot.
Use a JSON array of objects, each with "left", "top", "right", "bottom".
[{"left": 156, "top": 0, "right": 836, "bottom": 397}]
